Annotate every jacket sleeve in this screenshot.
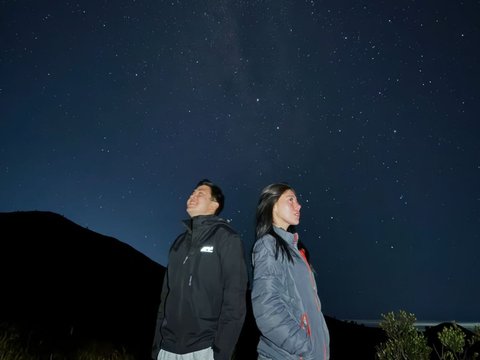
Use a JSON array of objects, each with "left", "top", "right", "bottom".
[
  {"left": 213, "top": 232, "right": 248, "bottom": 360},
  {"left": 251, "top": 238, "right": 312, "bottom": 356},
  {"left": 151, "top": 270, "right": 168, "bottom": 360}
]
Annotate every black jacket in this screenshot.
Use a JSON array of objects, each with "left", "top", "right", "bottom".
[{"left": 152, "top": 215, "right": 248, "bottom": 360}]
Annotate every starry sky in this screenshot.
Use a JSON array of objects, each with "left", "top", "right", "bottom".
[{"left": 1, "top": 0, "right": 479, "bottom": 323}]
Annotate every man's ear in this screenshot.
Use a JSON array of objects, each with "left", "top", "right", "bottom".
[{"left": 209, "top": 200, "right": 220, "bottom": 214}]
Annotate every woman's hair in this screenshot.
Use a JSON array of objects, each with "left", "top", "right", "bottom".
[{"left": 255, "top": 183, "right": 296, "bottom": 263}]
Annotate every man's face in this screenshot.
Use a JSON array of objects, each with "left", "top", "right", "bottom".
[{"left": 186, "top": 184, "right": 219, "bottom": 217}]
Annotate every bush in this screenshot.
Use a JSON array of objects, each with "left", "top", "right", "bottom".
[
  {"left": 0, "top": 322, "right": 136, "bottom": 360},
  {"left": 376, "top": 311, "right": 480, "bottom": 360},
  {"left": 73, "top": 341, "right": 136, "bottom": 360},
  {"left": 376, "top": 310, "right": 431, "bottom": 360},
  {"left": 0, "top": 323, "right": 35, "bottom": 360},
  {"left": 435, "top": 323, "right": 480, "bottom": 360}
]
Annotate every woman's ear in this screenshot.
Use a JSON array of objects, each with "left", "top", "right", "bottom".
[{"left": 272, "top": 202, "right": 278, "bottom": 225}]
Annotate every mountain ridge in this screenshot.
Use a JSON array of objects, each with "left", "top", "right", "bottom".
[{"left": 0, "top": 210, "right": 165, "bottom": 359}]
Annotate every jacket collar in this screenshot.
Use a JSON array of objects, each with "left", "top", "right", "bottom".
[
  {"left": 182, "top": 214, "right": 219, "bottom": 233},
  {"left": 272, "top": 225, "right": 298, "bottom": 246}
]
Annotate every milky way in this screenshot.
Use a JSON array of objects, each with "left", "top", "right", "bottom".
[{"left": 1, "top": 0, "right": 479, "bottom": 322}]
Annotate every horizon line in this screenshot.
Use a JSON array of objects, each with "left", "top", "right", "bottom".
[{"left": 345, "top": 319, "right": 480, "bottom": 331}]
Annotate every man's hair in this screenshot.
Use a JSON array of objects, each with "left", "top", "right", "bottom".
[{"left": 196, "top": 179, "right": 225, "bottom": 215}]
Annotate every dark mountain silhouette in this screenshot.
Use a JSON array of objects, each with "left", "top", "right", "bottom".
[
  {"left": 325, "top": 317, "right": 387, "bottom": 359},
  {"left": 0, "top": 210, "right": 164, "bottom": 359},
  {"left": 6, "top": 210, "right": 470, "bottom": 360}
]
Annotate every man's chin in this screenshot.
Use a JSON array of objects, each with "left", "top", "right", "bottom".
[{"left": 186, "top": 209, "right": 197, "bottom": 217}]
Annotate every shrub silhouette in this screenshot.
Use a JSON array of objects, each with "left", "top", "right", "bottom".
[
  {"left": 73, "top": 341, "right": 136, "bottom": 360},
  {"left": 435, "top": 323, "right": 480, "bottom": 360},
  {"left": 0, "top": 322, "right": 136, "bottom": 360},
  {"left": 376, "top": 311, "right": 480, "bottom": 360},
  {"left": 376, "top": 310, "right": 431, "bottom": 360},
  {"left": 0, "top": 323, "right": 34, "bottom": 360}
]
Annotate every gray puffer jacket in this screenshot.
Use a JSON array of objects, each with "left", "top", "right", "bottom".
[{"left": 251, "top": 226, "right": 329, "bottom": 360}]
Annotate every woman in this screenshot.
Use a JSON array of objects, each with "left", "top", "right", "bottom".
[{"left": 251, "top": 183, "right": 330, "bottom": 360}]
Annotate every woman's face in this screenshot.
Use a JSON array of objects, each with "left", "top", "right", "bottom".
[{"left": 272, "top": 189, "right": 301, "bottom": 230}]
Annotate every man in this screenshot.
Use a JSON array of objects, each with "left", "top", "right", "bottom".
[{"left": 152, "top": 179, "right": 248, "bottom": 360}]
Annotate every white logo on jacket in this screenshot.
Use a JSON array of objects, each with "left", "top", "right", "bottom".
[{"left": 200, "top": 246, "right": 214, "bottom": 253}]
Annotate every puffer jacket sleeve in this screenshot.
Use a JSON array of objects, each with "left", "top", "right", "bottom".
[{"left": 251, "top": 237, "right": 312, "bottom": 356}]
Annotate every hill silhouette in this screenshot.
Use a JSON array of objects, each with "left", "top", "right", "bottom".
[
  {"left": 0, "top": 210, "right": 395, "bottom": 359},
  {"left": 0, "top": 210, "right": 164, "bottom": 359}
]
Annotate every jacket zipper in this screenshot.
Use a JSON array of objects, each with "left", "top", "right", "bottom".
[
  {"left": 183, "top": 256, "right": 193, "bottom": 287},
  {"left": 299, "top": 251, "right": 321, "bottom": 312},
  {"left": 300, "top": 313, "right": 311, "bottom": 336}
]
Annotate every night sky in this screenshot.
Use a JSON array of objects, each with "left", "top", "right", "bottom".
[{"left": 1, "top": 1, "right": 479, "bottom": 323}]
